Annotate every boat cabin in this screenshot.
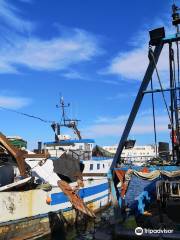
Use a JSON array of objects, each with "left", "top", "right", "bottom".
[{"left": 44, "top": 136, "right": 95, "bottom": 160}]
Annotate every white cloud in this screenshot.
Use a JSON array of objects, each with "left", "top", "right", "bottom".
[
  {"left": 0, "top": 1, "right": 102, "bottom": 74},
  {"left": 0, "top": 0, "right": 33, "bottom": 32},
  {"left": 107, "top": 92, "right": 136, "bottom": 100},
  {"left": 0, "top": 96, "right": 31, "bottom": 109},
  {"left": 82, "top": 120, "right": 168, "bottom": 139},
  {"left": 105, "top": 19, "right": 174, "bottom": 82},
  {"left": 95, "top": 114, "right": 128, "bottom": 124},
  {"left": 107, "top": 43, "right": 170, "bottom": 82},
  {"left": 0, "top": 28, "right": 102, "bottom": 73},
  {"left": 62, "top": 70, "right": 87, "bottom": 80},
  {"left": 82, "top": 110, "right": 169, "bottom": 139},
  {"left": 62, "top": 70, "right": 122, "bottom": 86},
  {"left": 62, "top": 71, "right": 121, "bottom": 85}
]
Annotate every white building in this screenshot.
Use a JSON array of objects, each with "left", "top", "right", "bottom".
[{"left": 103, "top": 145, "right": 156, "bottom": 166}]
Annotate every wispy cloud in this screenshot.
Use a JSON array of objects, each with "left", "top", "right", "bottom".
[
  {"left": 107, "top": 92, "right": 136, "bottom": 100},
  {"left": 0, "top": 96, "right": 31, "bottom": 109},
  {"left": 0, "top": 0, "right": 33, "bottom": 33},
  {"left": 82, "top": 109, "right": 169, "bottom": 139},
  {"left": 100, "top": 79, "right": 121, "bottom": 85},
  {"left": 104, "top": 19, "right": 174, "bottom": 83},
  {"left": 0, "top": 29, "right": 102, "bottom": 73},
  {"left": 95, "top": 114, "right": 128, "bottom": 124},
  {"left": 0, "top": 2, "right": 102, "bottom": 74},
  {"left": 62, "top": 71, "right": 121, "bottom": 86},
  {"left": 62, "top": 70, "right": 88, "bottom": 80}
]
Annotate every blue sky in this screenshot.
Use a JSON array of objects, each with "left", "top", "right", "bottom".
[{"left": 0, "top": 0, "right": 177, "bottom": 149}]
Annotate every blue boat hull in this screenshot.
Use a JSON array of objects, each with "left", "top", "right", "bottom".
[{"left": 114, "top": 165, "right": 180, "bottom": 219}]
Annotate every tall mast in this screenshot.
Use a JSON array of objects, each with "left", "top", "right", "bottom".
[
  {"left": 171, "top": 4, "right": 180, "bottom": 162},
  {"left": 169, "top": 42, "right": 176, "bottom": 160},
  {"left": 56, "top": 97, "right": 82, "bottom": 140}
]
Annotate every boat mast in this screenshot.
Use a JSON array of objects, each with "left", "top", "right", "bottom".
[
  {"left": 169, "top": 42, "right": 176, "bottom": 161},
  {"left": 59, "top": 96, "right": 69, "bottom": 126},
  {"left": 171, "top": 4, "right": 180, "bottom": 163},
  {"left": 55, "top": 97, "right": 82, "bottom": 140}
]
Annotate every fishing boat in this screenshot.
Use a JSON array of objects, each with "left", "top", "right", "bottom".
[
  {"left": 109, "top": 4, "right": 180, "bottom": 238},
  {"left": 0, "top": 98, "right": 112, "bottom": 239},
  {"left": 25, "top": 97, "right": 113, "bottom": 182}
]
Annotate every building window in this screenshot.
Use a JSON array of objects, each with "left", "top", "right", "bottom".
[
  {"left": 90, "top": 164, "right": 93, "bottom": 170},
  {"left": 97, "top": 164, "right": 100, "bottom": 170},
  {"left": 103, "top": 164, "right": 105, "bottom": 168}
]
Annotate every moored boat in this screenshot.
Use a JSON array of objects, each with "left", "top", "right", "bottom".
[
  {"left": 109, "top": 4, "right": 180, "bottom": 238},
  {"left": 0, "top": 98, "right": 112, "bottom": 239},
  {"left": 0, "top": 177, "right": 110, "bottom": 239}
]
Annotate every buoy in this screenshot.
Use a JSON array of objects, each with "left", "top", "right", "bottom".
[
  {"left": 46, "top": 196, "right": 52, "bottom": 204},
  {"left": 140, "top": 167, "right": 149, "bottom": 173}
]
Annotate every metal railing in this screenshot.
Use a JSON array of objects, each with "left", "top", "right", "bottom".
[{"left": 156, "top": 180, "right": 180, "bottom": 201}]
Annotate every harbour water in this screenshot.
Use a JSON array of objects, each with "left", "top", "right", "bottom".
[{"left": 39, "top": 206, "right": 115, "bottom": 240}]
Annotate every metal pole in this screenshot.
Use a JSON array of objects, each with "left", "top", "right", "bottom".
[
  {"left": 171, "top": 45, "right": 180, "bottom": 162},
  {"left": 169, "top": 43, "right": 175, "bottom": 161},
  {"left": 143, "top": 87, "right": 180, "bottom": 94},
  {"left": 110, "top": 43, "right": 163, "bottom": 169}
]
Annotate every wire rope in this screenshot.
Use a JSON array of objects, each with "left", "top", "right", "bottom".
[
  {"left": 0, "top": 106, "right": 54, "bottom": 124},
  {"left": 150, "top": 78, "right": 158, "bottom": 156},
  {"left": 149, "top": 48, "right": 172, "bottom": 123}
]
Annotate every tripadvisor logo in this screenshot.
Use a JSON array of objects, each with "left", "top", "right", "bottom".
[
  {"left": 144, "top": 228, "right": 174, "bottom": 234},
  {"left": 135, "top": 227, "right": 143, "bottom": 236},
  {"left": 135, "top": 227, "right": 174, "bottom": 235}
]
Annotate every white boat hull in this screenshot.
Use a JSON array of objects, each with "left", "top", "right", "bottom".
[{"left": 0, "top": 178, "right": 111, "bottom": 239}]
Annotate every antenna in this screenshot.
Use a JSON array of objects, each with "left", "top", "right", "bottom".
[
  {"left": 56, "top": 96, "right": 70, "bottom": 125},
  {"left": 55, "top": 96, "right": 82, "bottom": 140}
]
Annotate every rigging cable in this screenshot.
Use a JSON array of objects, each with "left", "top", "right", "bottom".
[
  {"left": 149, "top": 47, "right": 172, "bottom": 124},
  {"left": 150, "top": 78, "right": 158, "bottom": 156},
  {"left": 0, "top": 106, "right": 54, "bottom": 124}
]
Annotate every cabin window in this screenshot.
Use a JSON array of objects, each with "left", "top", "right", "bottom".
[
  {"left": 97, "top": 164, "right": 100, "bottom": 170},
  {"left": 90, "top": 164, "right": 93, "bottom": 170},
  {"left": 103, "top": 164, "right": 105, "bottom": 168},
  {"left": 85, "top": 144, "right": 91, "bottom": 151}
]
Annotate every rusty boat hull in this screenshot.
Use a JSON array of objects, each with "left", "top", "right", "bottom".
[{"left": 0, "top": 178, "right": 111, "bottom": 240}]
